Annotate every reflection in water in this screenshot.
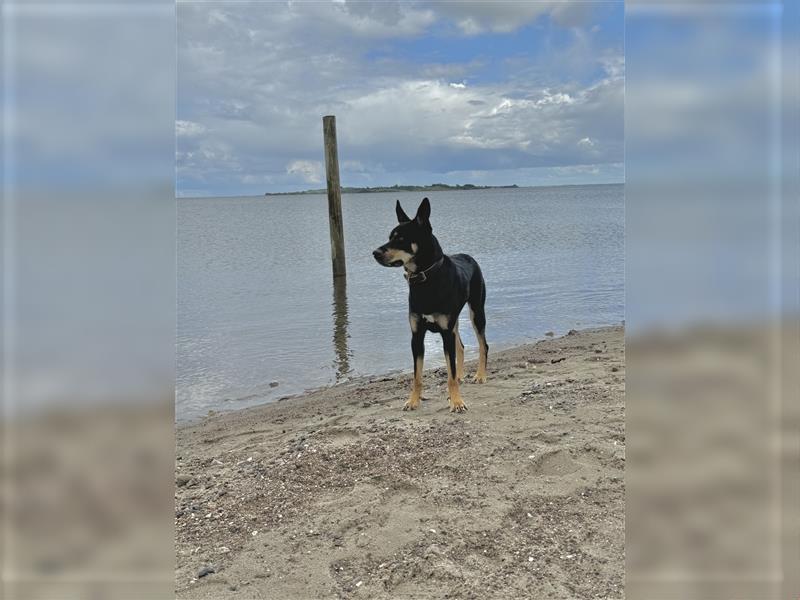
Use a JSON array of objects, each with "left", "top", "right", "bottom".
[{"left": 331, "top": 278, "right": 352, "bottom": 381}]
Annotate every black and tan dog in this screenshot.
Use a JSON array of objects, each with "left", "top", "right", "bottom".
[{"left": 373, "top": 197, "right": 488, "bottom": 413}]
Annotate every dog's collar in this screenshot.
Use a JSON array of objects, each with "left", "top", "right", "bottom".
[{"left": 405, "top": 257, "right": 444, "bottom": 285}]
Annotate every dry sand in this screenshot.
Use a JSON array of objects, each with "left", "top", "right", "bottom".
[{"left": 176, "top": 326, "right": 624, "bottom": 599}]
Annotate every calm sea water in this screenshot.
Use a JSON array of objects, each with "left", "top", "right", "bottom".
[{"left": 177, "top": 184, "right": 623, "bottom": 421}]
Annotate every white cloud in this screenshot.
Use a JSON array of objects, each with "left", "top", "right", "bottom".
[
  {"left": 435, "top": 1, "right": 592, "bottom": 34},
  {"left": 601, "top": 55, "right": 625, "bottom": 79},
  {"left": 327, "top": 75, "right": 622, "bottom": 166},
  {"left": 536, "top": 90, "right": 575, "bottom": 106},
  {"left": 449, "top": 82, "right": 466, "bottom": 89},
  {"left": 286, "top": 160, "right": 323, "bottom": 184},
  {"left": 338, "top": 3, "right": 436, "bottom": 38},
  {"left": 176, "top": 120, "right": 207, "bottom": 137},
  {"left": 277, "top": 2, "right": 436, "bottom": 39},
  {"left": 207, "top": 9, "right": 231, "bottom": 26}
]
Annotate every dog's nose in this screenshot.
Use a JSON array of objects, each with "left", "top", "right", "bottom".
[{"left": 372, "top": 249, "right": 383, "bottom": 260}]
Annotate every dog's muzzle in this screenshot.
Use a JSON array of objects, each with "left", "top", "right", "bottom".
[{"left": 373, "top": 247, "right": 403, "bottom": 267}]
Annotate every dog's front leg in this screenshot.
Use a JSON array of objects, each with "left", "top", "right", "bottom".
[
  {"left": 454, "top": 327, "right": 465, "bottom": 382},
  {"left": 403, "top": 319, "right": 426, "bottom": 411},
  {"left": 441, "top": 330, "right": 467, "bottom": 413}
]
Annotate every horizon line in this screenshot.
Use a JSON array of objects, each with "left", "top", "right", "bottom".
[{"left": 176, "top": 180, "right": 625, "bottom": 200}]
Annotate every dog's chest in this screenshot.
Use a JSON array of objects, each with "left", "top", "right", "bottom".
[{"left": 420, "top": 313, "right": 449, "bottom": 331}]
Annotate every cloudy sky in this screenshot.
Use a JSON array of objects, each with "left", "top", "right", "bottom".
[{"left": 177, "top": 1, "right": 623, "bottom": 197}]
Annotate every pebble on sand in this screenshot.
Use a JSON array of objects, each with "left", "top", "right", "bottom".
[{"left": 197, "top": 565, "right": 215, "bottom": 578}]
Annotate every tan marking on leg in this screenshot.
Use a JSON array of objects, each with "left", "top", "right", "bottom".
[
  {"left": 409, "top": 313, "right": 420, "bottom": 333},
  {"left": 470, "top": 307, "right": 488, "bottom": 383},
  {"left": 474, "top": 331, "right": 488, "bottom": 384},
  {"left": 444, "top": 351, "right": 467, "bottom": 413},
  {"left": 455, "top": 329, "right": 465, "bottom": 382},
  {"left": 403, "top": 355, "right": 424, "bottom": 411}
]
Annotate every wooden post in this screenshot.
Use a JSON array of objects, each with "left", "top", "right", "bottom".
[{"left": 323, "top": 115, "right": 346, "bottom": 278}]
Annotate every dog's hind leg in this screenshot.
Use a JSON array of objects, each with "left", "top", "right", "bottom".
[
  {"left": 454, "top": 325, "right": 465, "bottom": 382},
  {"left": 403, "top": 326, "right": 426, "bottom": 411},
  {"left": 441, "top": 330, "right": 467, "bottom": 413},
  {"left": 469, "top": 281, "right": 488, "bottom": 384}
]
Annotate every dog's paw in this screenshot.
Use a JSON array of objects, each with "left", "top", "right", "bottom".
[
  {"left": 449, "top": 399, "right": 468, "bottom": 413},
  {"left": 472, "top": 374, "right": 487, "bottom": 384},
  {"left": 403, "top": 399, "right": 420, "bottom": 411}
]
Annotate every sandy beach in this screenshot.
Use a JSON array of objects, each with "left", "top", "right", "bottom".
[{"left": 176, "top": 326, "right": 625, "bottom": 599}]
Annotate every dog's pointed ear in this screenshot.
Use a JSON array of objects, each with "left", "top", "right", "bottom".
[
  {"left": 396, "top": 200, "right": 410, "bottom": 223},
  {"left": 415, "top": 197, "right": 431, "bottom": 227}
]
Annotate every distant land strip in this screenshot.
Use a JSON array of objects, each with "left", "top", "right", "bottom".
[{"left": 264, "top": 183, "right": 519, "bottom": 196}]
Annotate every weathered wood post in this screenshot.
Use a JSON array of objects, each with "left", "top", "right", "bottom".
[{"left": 323, "top": 115, "right": 346, "bottom": 278}]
